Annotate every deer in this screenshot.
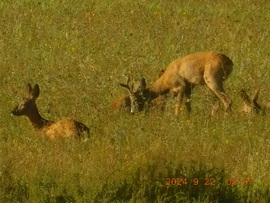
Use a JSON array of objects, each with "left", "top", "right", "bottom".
[
  {"left": 11, "top": 83, "right": 90, "bottom": 141},
  {"left": 120, "top": 51, "right": 234, "bottom": 116},
  {"left": 239, "top": 88, "right": 265, "bottom": 115},
  {"left": 111, "top": 70, "right": 167, "bottom": 113}
]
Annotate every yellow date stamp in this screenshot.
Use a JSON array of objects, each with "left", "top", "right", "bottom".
[{"left": 165, "top": 178, "right": 254, "bottom": 186}]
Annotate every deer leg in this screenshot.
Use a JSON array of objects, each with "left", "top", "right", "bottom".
[
  {"left": 215, "top": 91, "right": 232, "bottom": 113},
  {"left": 174, "top": 86, "right": 185, "bottom": 116},
  {"left": 205, "top": 79, "right": 232, "bottom": 113},
  {"left": 184, "top": 84, "right": 192, "bottom": 113},
  {"left": 211, "top": 96, "right": 221, "bottom": 116}
]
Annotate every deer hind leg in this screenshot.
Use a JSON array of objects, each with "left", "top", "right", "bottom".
[
  {"left": 184, "top": 84, "right": 192, "bottom": 113},
  {"left": 173, "top": 86, "right": 186, "bottom": 116},
  {"left": 205, "top": 77, "right": 232, "bottom": 114}
]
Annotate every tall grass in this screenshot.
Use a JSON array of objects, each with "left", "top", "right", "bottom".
[{"left": 1, "top": 0, "right": 270, "bottom": 202}]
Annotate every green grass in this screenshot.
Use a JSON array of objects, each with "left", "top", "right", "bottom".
[{"left": 1, "top": 0, "right": 270, "bottom": 202}]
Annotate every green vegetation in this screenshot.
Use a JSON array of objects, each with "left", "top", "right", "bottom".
[{"left": 1, "top": 0, "right": 270, "bottom": 202}]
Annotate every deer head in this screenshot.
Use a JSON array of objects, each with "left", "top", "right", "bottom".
[
  {"left": 11, "top": 83, "right": 40, "bottom": 117},
  {"left": 119, "top": 77, "right": 147, "bottom": 114},
  {"left": 239, "top": 88, "right": 264, "bottom": 114}
]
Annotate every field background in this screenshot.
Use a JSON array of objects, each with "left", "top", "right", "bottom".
[{"left": 1, "top": 0, "right": 270, "bottom": 202}]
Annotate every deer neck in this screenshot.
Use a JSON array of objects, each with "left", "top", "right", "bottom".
[
  {"left": 26, "top": 105, "right": 51, "bottom": 130},
  {"left": 147, "top": 78, "right": 170, "bottom": 99}
]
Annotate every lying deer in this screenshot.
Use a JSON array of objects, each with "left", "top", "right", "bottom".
[
  {"left": 111, "top": 71, "right": 167, "bottom": 113},
  {"left": 11, "top": 83, "right": 90, "bottom": 140},
  {"left": 121, "top": 52, "right": 233, "bottom": 116}
]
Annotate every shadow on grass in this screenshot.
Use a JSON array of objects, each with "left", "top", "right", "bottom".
[
  {"left": 1, "top": 163, "right": 269, "bottom": 202},
  {"left": 93, "top": 163, "right": 266, "bottom": 203}
]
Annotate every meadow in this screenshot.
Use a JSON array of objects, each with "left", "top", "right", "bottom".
[{"left": 0, "top": 0, "right": 270, "bottom": 202}]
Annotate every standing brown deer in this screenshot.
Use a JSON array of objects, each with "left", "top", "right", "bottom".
[
  {"left": 11, "top": 83, "right": 90, "bottom": 140},
  {"left": 122, "top": 52, "right": 233, "bottom": 116}
]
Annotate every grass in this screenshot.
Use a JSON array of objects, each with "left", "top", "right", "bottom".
[{"left": 1, "top": 0, "right": 270, "bottom": 202}]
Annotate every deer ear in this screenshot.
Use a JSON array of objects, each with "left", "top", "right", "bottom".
[
  {"left": 240, "top": 89, "right": 252, "bottom": 105},
  {"left": 26, "top": 83, "right": 32, "bottom": 97},
  {"left": 141, "top": 78, "right": 146, "bottom": 90},
  {"left": 31, "top": 84, "right": 40, "bottom": 99},
  {"left": 251, "top": 88, "right": 260, "bottom": 102}
]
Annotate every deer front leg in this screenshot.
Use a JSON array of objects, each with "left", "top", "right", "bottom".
[{"left": 211, "top": 99, "right": 220, "bottom": 116}]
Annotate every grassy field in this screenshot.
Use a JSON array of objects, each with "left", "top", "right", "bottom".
[{"left": 1, "top": 0, "right": 270, "bottom": 202}]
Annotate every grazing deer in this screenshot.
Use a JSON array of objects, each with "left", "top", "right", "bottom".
[
  {"left": 123, "top": 52, "right": 233, "bottom": 116},
  {"left": 239, "top": 89, "right": 265, "bottom": 114},
  {"left": 11, "top": 83, "right": 90, "bottom": 140},
  {"left": 111, "top": 70, "right": 167, "bottom": 113}
]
